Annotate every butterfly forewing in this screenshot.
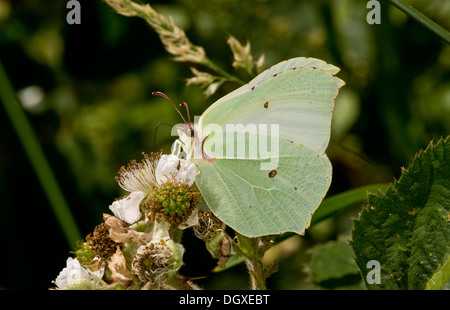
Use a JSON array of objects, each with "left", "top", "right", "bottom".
[
  {"left": 206, "top": 57, "right": 341, "bottom": 110},
  {"left": 199, "top": 66, "right": 344, "bottom": 156}
]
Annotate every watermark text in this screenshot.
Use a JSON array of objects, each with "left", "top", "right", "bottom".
[{"left": 367, "top": 0, "right": 381, "bottom": 24}]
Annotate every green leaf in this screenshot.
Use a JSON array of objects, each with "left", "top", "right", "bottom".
[
  {"left": 426, "top": 255, "right": 450, "bottom": 290},
  {"left": 309, "top": 241, "right": 363, "bottom": 289},
  {"left": 350, "top": 136, "right": 450, "bottom": 290}
]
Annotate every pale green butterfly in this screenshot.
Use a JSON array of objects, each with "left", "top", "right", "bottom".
[{"left": 157, "top": 57, "right": 345, "bottom": 237}]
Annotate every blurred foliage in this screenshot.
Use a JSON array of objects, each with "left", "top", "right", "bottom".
[{"left": 0, "top": 0, "right": 448, "bottom": 289}]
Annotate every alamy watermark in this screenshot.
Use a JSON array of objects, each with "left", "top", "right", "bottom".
[
  {"left": 366, "top": 260, "right": 381, "bottom": 284},
  {"left": 367, "top": 0, "right": 381, "bottom": 24},
  {"left": 66, "top": 0, "right": 81, "bottom": 25},
  {"left": 171, "top": 117, "right": 280, "bottom": 171}
]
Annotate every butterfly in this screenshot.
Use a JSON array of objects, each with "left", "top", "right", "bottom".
[{"left": 156, "top": 57, "right": 345, "bottom": 237}]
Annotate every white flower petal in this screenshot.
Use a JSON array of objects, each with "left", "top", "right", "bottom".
[
  {"left": 155, "top": 154, "right": 180, "bottom": 185},
  {"left": 109, "top": 191, "right": 146, "bottom": 224},
  {"left": 55, "top": 257, "right": 104, "bottom": 290},
  {"left": 176, "top": 159, "right": 197, "bottom": 186}
]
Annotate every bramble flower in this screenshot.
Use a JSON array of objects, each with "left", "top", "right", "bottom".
[
  {"left": 131, "top": 237, "right": 185, "bottom": 284},
  {"left": 111, "top": 153, "right": 197, "bottom": 225},
  {"left": 54, "top": 257, "right": 105, "bottom": 290},
  {"left": 155, "top": 154, "right": 197, "bottom": 186},
  {"left": 115, "top": 153, "right": 161, "bottom": 194},
  {"left": 111, "top": 153, "right": 161, "bottom": 224}
]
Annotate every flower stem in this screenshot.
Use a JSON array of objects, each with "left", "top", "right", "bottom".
[
  {"left": 235, "top": 233, "right": 274, "bottom": 290},
  {"left": 387, "top": 0, "right": 450, "bottom": 44},
  {"left": 246, "top": 257, "right": 267, "bottom": 290}
]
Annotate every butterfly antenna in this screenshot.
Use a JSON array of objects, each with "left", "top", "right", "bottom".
[
  {"left": 152, "top": 91, "right": 188, "bottom": 125},
  {"left": 179, "top": 101, "right": 194, "bottom": 136},
  {"left": 180, "top": 102, "right": 191, "bottom": 124}
]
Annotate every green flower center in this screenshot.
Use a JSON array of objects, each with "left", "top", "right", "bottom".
[{"left": 156, "top": 182, "right": 194, "bottom": 217}]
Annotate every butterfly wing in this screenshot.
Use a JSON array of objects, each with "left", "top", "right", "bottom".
[
  {"left": 194, "top": 138, "right": 331, "bottom": 237},
  {"left": 191, "top": 58, "right": 343, "bottom": 236},
  {"left": 207, "top": 57, "right": 341, "bottom": 111},
  {"left": 198, "top": 65, "right": 344, "bottom": 156}
]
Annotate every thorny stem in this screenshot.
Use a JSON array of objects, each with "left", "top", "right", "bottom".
[
  {"left": 235, "top": 233, "right": 274, "bottom": 290},
  {"left": 246, "top": 257, "right": 267, "bottom": 290}
]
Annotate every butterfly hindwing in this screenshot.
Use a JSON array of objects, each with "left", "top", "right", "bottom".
[{"left": 194, "top": 139, "right": 331, "bottom": 237}]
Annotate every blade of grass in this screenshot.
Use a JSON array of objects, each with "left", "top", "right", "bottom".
[
  {"left": 0, "top": 58, "right": 82, "bottom": 249},
  {"left": 387, "top": 0, "right": 450, "bottom": 44},
  {"left": 311, "top": 183, "right": 389, "bottom": 225},
  {"left": 331, "top": 140, "right": 394, "bottom": 180}
]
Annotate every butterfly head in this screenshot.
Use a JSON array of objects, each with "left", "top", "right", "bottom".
[{"left": 153, "top": 91, "right": 207, "bottom": 162}]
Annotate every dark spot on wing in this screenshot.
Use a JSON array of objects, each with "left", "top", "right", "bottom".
[
  {"left": 264, "top": 101, "right": 269, "bottom": 108},
  {"left": 251, "top": 86, "right": 255, "bottom": 91},
  {"left": 268, "top": 170, "right": 277, "bottom": 178},
  {"left": 294, "top": 186, "right": 297, "bottom": 191}
]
